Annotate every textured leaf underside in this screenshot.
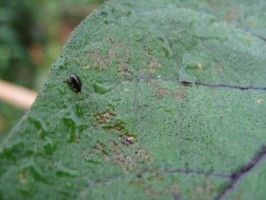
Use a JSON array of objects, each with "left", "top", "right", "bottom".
[{"left": 1, "top": 0, "right": 266, "bottom": 199}]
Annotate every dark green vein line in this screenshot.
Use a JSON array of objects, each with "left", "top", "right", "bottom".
[
  {"left": 137, "top": 75, "right": 266, "bottom": 91},
  {"left": 160, "top": 168, "right": 230, "bottom": 178},
  {"left": 181, "top": 81, "right": 266, "bottom": 91},
  {"left": 215, "top": 145, "right": 266, "bottom": 200}
]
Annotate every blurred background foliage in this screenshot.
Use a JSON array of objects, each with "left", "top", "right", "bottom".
[{"left": 0, "top": 0, "right": 105, "bottom": 138}]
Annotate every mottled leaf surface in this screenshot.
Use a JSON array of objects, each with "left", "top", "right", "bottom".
[{"left": 1, "top": 0, "right": 266, "bottom": 199}]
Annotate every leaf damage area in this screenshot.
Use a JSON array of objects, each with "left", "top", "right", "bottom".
[
  {"left": 147, "top": 80, "right": 187, "bottom": 100},
  {"left": 89, "top": 109, "right": 153, "bottom": 173},
  {"left": 94, "top": 110, "right": 116, "bottom": 124}
]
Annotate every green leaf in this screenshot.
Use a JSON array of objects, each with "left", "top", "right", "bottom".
[{"left": 1, "top": 0, "right": 266, "bottom": 199}]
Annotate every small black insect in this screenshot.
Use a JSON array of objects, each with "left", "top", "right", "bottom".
[{"left": 67, "top": 74, "right": 82, "bottom": 93}]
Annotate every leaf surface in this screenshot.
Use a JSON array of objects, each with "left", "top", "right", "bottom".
[{"left": 1, "top": 0, "right": 266, "bottom": 199}]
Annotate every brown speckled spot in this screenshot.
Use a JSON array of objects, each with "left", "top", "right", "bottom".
[{"left": 94, "top": 110, "right": 116, "bottom": 124}]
